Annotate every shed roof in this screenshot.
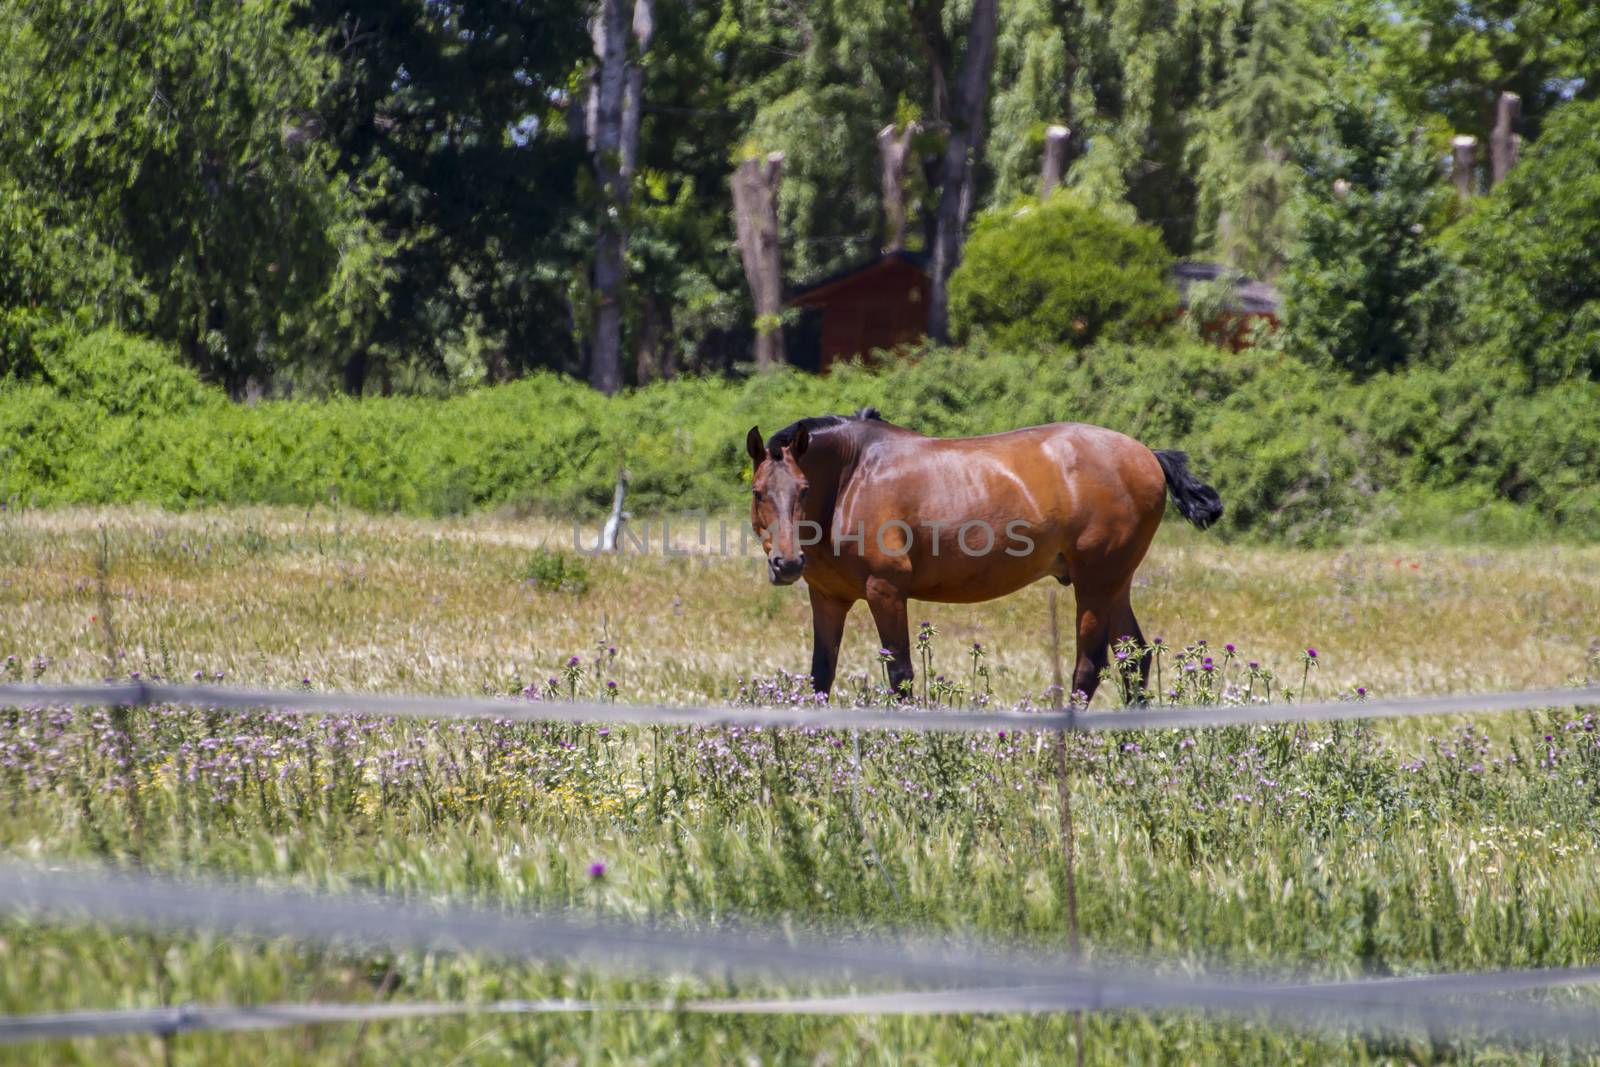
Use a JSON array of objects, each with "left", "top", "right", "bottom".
[
  {"left": 786, "top": 250, "right": 930, "bottom": 305},
  {"left": 1171, "top": 260, "right": 1282, "bottom": 316}
]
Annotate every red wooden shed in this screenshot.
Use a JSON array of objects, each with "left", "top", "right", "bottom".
[
  {"left": 785, "top": 251, "right": 931, "bottom": 373},
  {"left": 783, "top": 252, "right": 1281, "bottom": 370}
]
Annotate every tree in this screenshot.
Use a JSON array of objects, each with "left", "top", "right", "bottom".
[
  {"left": 0, "top": 0, "right": 383, "bottom": 395},
  {"left": 1336, "top": 0, "right": 1600, "bottom": 149},
  {"left": 1280, "top": 98, "right": 1457, "bottom": 377},
  {"left": 1190, "top": 0, "right": 1331, "bottom": 279},
  {"left": 296, "top": 0, "right": 589, "bottom": 392},
  {"left": 1449, "top": 97, "right": 1600, "bottom": 385},
  {"left": 925, "top": 0, "right": 1000, "bottom": 343},
  {"left": 948, "top": 195, "right": 1175, "bottom": 350}
]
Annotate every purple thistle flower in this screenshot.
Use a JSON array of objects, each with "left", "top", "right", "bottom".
[
  {"left": 1224, "top": 643, "right": 1236, "bottom": 654},
  {"left": 588, "top": 861, "right": 606, "bottom": 879},
  {"left": 567, "top": 655, "right": 581, "bottom": 667},
  {"left": 1306, "top": 648, "right": 1318, "bottom": 659}
]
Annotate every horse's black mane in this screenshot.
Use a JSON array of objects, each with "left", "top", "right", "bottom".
[{"left": 765, "top": 406, "right": 883, "bottom": 459}]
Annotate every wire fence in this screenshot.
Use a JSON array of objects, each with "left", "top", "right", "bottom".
[
  {"left": 4, "top": 861, "right": 1600, "bottom": 1047},
  {"left": 1, "top": 680, "right": 1597, "bottom": 734},
  {"left": 4, "top": 680, "right": 1600, "bottom": 1048}
]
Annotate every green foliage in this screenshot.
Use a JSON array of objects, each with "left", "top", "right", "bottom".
[
  {"left": 1280, "top": 99, "right": 1458, "bottom": 376},
  {"left": 0, "top": 0, "right": 385, "bottom": 395},
  {"left": 1338, "top": 0, "right": 1600, "bottom": 149},
  {"left": 1448, "top": 98, "right": 1600, "bottom": 386},
  {"left": 523, "top": 548, "right": 592, "bottom": 595},
  {"left": 1189, "top": 0, "right": 1331, "bottom": 278},
  {"left": 35, "top": 329, "right": 216, "bottom": 417},
  {"left": 948, "top": 196, "right": 1177, "bottom": 350},
  {"left": 8, "top": 326, "right": 1594, "bottom": 546}
]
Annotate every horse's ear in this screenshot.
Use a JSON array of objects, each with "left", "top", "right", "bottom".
[
  {"left": 790, "top": 423, "right": 809, "bottom": 459},
  {"left": 746, "top": 426, "right": 766, "bottom": 468}
]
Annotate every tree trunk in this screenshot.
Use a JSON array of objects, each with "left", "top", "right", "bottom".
[
  {"left": 1451, "top": 135, "right": 1478, "bottom": 199},
  {"left": 878, "top": 122, "right": 917, "bottom": 251},
  {"left": 927, "top": 0, "right": 999, "bottom": 343},
  {"left": 585, "top": 0, "right": 652, "bottom": 396},
  {"left": 341, "top": 349, "right": 369, "bottom": 396},
  {"left": 635, "top": 296, "right": 667, "bottom": 384},
  {"left": 732, "top": 151, "right": 786, "bottom": 370},
  {"left": 1040, "top": 124, "right": 1070, "bottom": 198},
  {"left": 1490, "top": 91, "right": 1521, "bottom": 187}
]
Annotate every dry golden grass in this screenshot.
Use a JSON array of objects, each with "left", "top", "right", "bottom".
[{"left": 3, "top": 506, "right": 1595, "bottom": 709}]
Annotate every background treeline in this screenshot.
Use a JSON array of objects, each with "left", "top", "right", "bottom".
[
  {"left": 2, "top": 0, "right": 1599, "bottom": 541},
  {"left": 2, "top": 0, "right": 1596, "bottom": 392}
]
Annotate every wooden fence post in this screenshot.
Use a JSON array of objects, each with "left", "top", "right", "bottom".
[
  {"left": 1491, "top": 91, "right": 1521, "bottom": 187},
  {"left": 878, "top": 123, "right": 917, "bottom": 252},
  {"left": 1041, "top": 124, "right": 1071, "bottom": 198},
  {"left": 1451, "top": 135, "right": 1478, "bottom": 199}
]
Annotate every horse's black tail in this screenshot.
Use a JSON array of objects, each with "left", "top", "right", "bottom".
[{"left": 1153, "top": 449, "right": 1224, "bottom": 530}]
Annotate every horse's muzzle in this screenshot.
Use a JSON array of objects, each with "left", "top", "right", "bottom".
[{"left": 768, "top": 553, "right": 805, "bottom": 585}]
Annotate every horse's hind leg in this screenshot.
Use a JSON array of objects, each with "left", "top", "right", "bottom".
[{"left": 1069, "top": 596, "right": 1112, "bottom": 703}]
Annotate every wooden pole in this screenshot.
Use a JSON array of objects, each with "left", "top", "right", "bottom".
[
  {"left": 732, "top": 151, "right": 786, "bottom": 370},
  {"left": 600, "top": 469, "right": 630, "bottom": 552},
  {"left": 1048, "top": 588, "right": 1086, "bottom": 1067},
  {"left": 1490, "top": 91, "right": 1521, "bottom": 186},
  {"left": 878, "top": 123, "right": 917, "bottom": 252},
  {"left": 1041, "top": 124, "right": 1070, "bottom": 198},
  {"left": 1451, "top": 135, "right": 1478, "bottom": 200}
]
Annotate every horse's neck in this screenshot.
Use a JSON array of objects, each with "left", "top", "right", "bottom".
[{"left": 800, "top": 426, "right": 861, "bottom": 524}]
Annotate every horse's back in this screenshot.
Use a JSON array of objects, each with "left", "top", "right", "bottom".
[{"left": 831, "top": 420, "right": 1166, "bottom": 601}]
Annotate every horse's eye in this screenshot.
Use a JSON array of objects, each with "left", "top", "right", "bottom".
[{"left": 752, "top": 490, "right": 765, "bottom": 503}]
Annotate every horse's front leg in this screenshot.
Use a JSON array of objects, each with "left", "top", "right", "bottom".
[
  {"left": 808, "top": 588, "right": 853, "bottom": 697},
  {"left": 864, "top": 577, "right": 913, "bottom": 699}
]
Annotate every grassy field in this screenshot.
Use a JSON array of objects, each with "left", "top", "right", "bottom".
[{"left": 2, "top": 506, "right": 1600, "bottom": 1065}]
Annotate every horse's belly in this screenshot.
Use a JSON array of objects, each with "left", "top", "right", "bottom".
[{"left": 903, "top": 549, "right": 1059, "bottom": 603}]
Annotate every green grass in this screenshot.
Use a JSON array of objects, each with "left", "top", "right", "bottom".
[{"left": 2, "top": 506, "right": 1600, "bottom": 1065}]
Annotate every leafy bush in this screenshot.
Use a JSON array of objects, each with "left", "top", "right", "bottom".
[
  {"left": 3, "top": 326, "right": 1596, "bottom": 545},
  {"left": 1448, "top": 97, "right": 1600, "bottom": 386},
  {"left": 947, "top": 194, "right": 1176, "bottom": 349},
  {"left": 37, "top": 329, "right": 217, "bottom": 416},
  {"left": 1280, "top": 99, "right": 1458, "bottom": 376},
  {"left": 523, "top": 548, "right": 591, "bottom": 595}
]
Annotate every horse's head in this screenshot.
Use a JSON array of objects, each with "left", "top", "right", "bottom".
[{"left": 746, "top": 424, "right": 810, "bottom": 585}]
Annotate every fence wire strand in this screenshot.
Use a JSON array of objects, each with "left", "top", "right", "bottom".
[
  {"left": 2, "top": 862, "right": 1600, "bottom": 1047},
  {"left": 1, "top": 681, "right": 1596, "bottom": 734}
]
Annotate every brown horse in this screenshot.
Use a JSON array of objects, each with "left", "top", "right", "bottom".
[{"left": 745, "top": 408, "right": 1223, "bottom": 702}]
